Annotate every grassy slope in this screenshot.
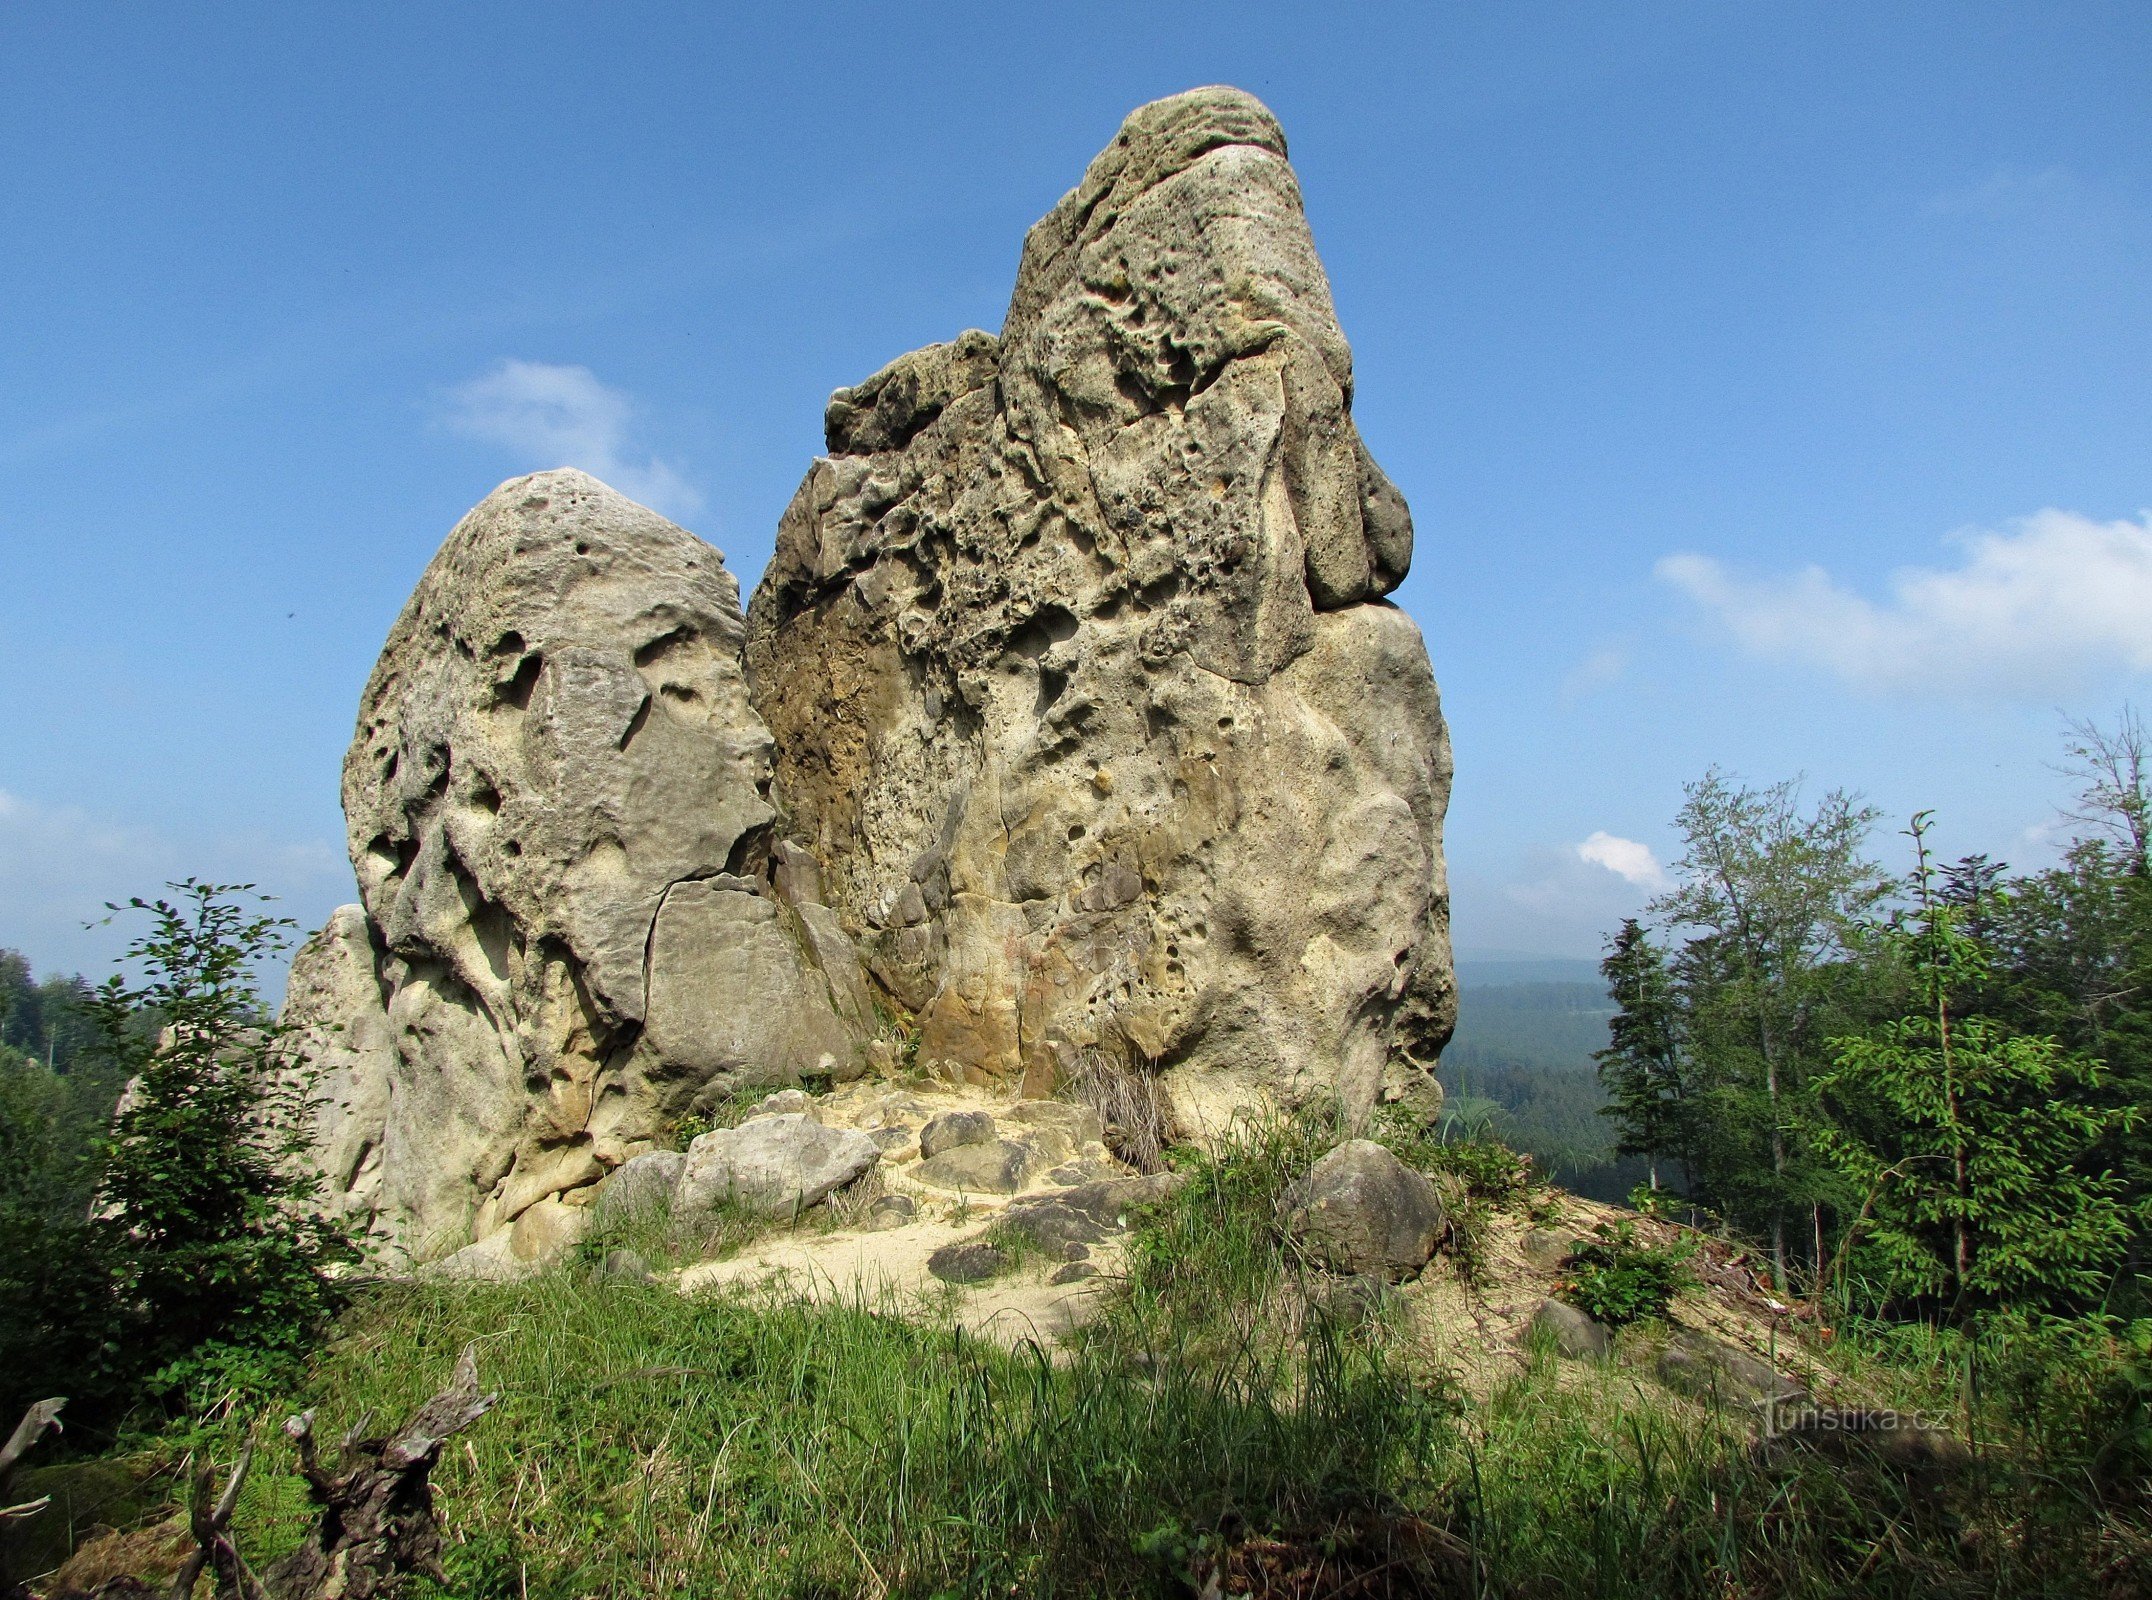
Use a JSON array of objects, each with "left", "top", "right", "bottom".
[{"left": 167, "top": 1120, "right": 2145, "bottom": 1600}]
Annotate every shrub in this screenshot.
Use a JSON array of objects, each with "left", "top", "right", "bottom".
[
  {"left": 1557, "top": 1221, "right": 1695, "bottom": 1326},
  {"left": 83, "top": 881, "right": 358, "bottom": 1411}
]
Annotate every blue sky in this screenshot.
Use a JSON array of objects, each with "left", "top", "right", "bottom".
[{"left": 2, "top": 2, "right": 2148, "bottom": 980}]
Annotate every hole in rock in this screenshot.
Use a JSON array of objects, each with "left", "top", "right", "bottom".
[
  {"left": 497, "top": 653, "right": 543, "bottom": 710},
  {"left": 1008, "top": 604, "right": 1079, "bottom": 660},
  {"left": 1035, "top": 665, "right": 1068, "bottom": 718},
  {"left": 634, "top": 625, "right": 697, "bottom": 668}
]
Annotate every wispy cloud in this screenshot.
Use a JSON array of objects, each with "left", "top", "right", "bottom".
[
  {"left": 1924, "top": 165, "right": 2081, "bottom": 221},
  {"left": 0, "top": 788, "right": 348, "bottom": 992},
  {"left": 1560, "top": 645, "right": 1627, "bottom": 704},
  {"left": 1576, "top": 830, "right": 1670, "bottom": 891},
  {"left": 1659, "top": 509, "right": 2152, "bottom": 697},
  {"left": 443, "top": 360, "right": 702, "bottom": 519}
]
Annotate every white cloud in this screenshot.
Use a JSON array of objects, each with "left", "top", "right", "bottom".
[
  {"left": 1576, "top": 831, "right": 1670, "bottom": 891},
  {"left": 1659, "top": 509, "right": 2152, "bottom": 697},
  {"left": 444, "top": 360, "right": 702, "bottom": 518}
]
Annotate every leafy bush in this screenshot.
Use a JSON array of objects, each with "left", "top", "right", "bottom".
[
  {"left": 1421, "top": 1132, "right": 1539, "bottom": 1205},
  {"left": 1557, "top": 1221, "right": 1695, "bottom": 1326},
  {"left": 82, "top": 881, "right": 358, "bottom": 1411}
]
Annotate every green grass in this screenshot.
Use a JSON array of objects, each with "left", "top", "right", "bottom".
[{"left": 46, "top": 1120, "right": 2152, "bottom": 1598}]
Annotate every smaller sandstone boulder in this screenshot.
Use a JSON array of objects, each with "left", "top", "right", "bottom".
[
  {"left": 919, "top": 1110, "right": 998, "bottom": 1159},
  {"left": 1528, "top": 1298, "right": 1611, "bottom": 1359},
  {"left": 1656, "top": 1331, "right": 1806, "bottom": 1408},
  {"left": 915, "top": 1137, "right": 1036, "bottom": 1194},
  {"left": 1281, "top": 1139, "right": 1447, "bottom": 1279},
  {"left": 594, "top": 1150, "right": 687, "bottom": 1225},
  {"left": 745, "top": 1088, "right": 821, "bottom": 1123},
  {"left": 928, "top": 1240, "right": 1009, "bottom": 1283},
  {"left": 865, "top": 1194, "right": 918, "bottom": 1231},
  {"left": 1520, "top": 1228, "right": 1571, "bottom": 1270},
  {"left": 675, "top": 1114, "right": 881, "bottom": 1218}
]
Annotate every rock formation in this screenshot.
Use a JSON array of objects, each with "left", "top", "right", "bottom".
[
  {"left": 745, "top": 84, "right": 1454, "bottom": 1126},
  {"left": 286, "top": 84, "right": 1453, "bottom": 1265},
  {"left": 284, "top": 472, "right": 872, "bottom": 1262}
]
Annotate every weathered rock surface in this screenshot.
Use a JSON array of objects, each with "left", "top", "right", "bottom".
[
  {"left": 919, "top": 1109, "right": 997, "bottom": 1158},
  {"left": 674, "top": 1113, "right": 881, "bottom": 1218},
  {"left": 1281, "top": 1138, "right": 1447, "bottom": 1279},
  {"left": 915, "top": 1138, "right": 1037, "bottom": 1195},
  {"left": 744, "top": 85, "right": 1453, "bottom": 1129},
  {"left": 593, "top": 1150, "right": 686, "bottom": 1224},
  {"left": 288, "top": 86, "right": 1456, "bottom": 1263},
  {"left": 1655, "top": 1331, "right": 1807, "bottom": 1409},
  {"left": 1527, "top": 1298, "right": 1612, "bottom": 1360},
  {"left": 282, "top": 905, "right": 398, "bottom": 1244},
  {"left": 286, "top": 470, "right": 870, "bottom": 1262},
  {"left": 927, "top": 1240, "right": 1009, "bottom": 1284}
]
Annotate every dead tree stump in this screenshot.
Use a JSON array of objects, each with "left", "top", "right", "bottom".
[{"left": 260, "top": 1345, "right": 495, "bottom": 1600}]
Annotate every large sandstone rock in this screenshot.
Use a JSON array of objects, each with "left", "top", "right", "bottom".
[
  {"left": 287, "top": 470, "right": 870, "bottom": 1262},
  {"left": 1281, "top": 1138, "right": 1447, "bottom": 1279},
  {"left": 673, "top": 1113, "right": 881, "bottom": 1218},
  {"left": 745, "top": 86, "right": 1453, "bottom": 1128}
]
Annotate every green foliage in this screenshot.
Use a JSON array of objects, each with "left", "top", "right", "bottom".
[
  {"left": 1815, "top": 818, "right": 2138, "bottom": 1314},
  {"left": 81, "top": 881, "right": 358, "bottom": 1412},
  {"left": 1596, "top": 920, "right": 1698, "bottom": 1189},
  {"left": 1557, "top": 1221, "right": 1696, "bottom": 1326},
  {"left": 1418, "top": 1126, "right": 1540, "bottom": 1206}
]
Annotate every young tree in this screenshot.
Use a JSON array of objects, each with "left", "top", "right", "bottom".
[
  {"left": 2059, "top": 705, "right": 2150, "bottom": 878},
  {"left": 1814, "top": 817, "right": 2137, "bottom": 1315},
  {"left": 1595, "top": 919, "right": 1695, "bottom": 1193},
  {"left": 1650, "top": 769, "right": 1890, "bottom": 1285},
  {"left": 85, "top": 881, "right": 355, "bottom": 1404}
]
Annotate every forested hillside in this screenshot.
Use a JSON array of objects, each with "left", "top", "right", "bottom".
[{"left": 1438, "top": 971, "right": 1648, "bottom": 1200}]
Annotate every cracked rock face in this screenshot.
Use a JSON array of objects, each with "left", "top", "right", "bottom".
[
  {"left": 288, "top": 470, "right": 866, "bottom": 1261},
  {"left": 745, "top": 86, "right": 1454, "bottom": 1125}
]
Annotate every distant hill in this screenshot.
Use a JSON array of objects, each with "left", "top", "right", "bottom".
[{"left": 1438, "top": 966, "right": 1649, "bottom": 1203}]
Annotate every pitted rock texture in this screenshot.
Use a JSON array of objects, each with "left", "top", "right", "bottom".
[
  {"left": 295, "top": 469, "right": 868, "bottom": 1261},
  {"left": 745, "top": 86, "right": 1454, "bottom": 1125}
]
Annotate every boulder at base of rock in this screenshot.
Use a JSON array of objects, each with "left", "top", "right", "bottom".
[
  {"left": 675, "top": 1114, "right": 880, "bottom": 1218},
  {"left": 914, "top": 1138, "right": 1037, "bottom": 1194},
  {"left": 918, "top": 1109, "right": 997, "bottom": 1159},
  {"left": 865, "top": 1194, "right": 918, "bottom": 1231},
  {"left": 745, "top": 1088, "right": 821, "bottom": 1122},
  {"left": 1656, "top": 1331, "right": 1807, "bottom": 1408},
  {"left": 593, "top": 1248, "right": 652, "bottom": 1285},
  {"left": 593, "top": 1150, "right": 687, "bottom": 1225},
  {"left": 1281, "top": 1139, "right": 1447, "bottom": 1279},
  {"left": 927, "top": 1240, "right": 1009, "bottom": 1283},
  {"left": 1527, "top": 1298, "right": 1611, "bottom": 1360}
]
